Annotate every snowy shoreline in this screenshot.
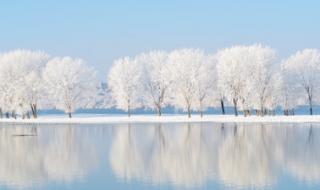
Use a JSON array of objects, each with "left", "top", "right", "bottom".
[{"left": 1, "top": 115, "right": 320, "bottom": 124}]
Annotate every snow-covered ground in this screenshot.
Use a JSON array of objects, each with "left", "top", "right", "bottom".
[{"left": 1, "top": 114, "right": 320, "bottom": 124}]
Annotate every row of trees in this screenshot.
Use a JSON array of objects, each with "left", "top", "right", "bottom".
[
  {"left": 0, "top": 50, "right": 97, "bottom": 118},
  {"left": 108, "top": 45, "right": 320, "bottom": 117},
  {"left": 0, "top": 45, "right": 319, "bottom": 118}
]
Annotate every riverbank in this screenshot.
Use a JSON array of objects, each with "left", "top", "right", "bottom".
[{"left": 1, "top": 115, "right": 320, "bottom": 124}]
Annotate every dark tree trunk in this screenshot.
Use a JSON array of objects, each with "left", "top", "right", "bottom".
[
  {"left": 309, "top": 106, "right": 313, "bottom": 115},
  {"left": 233, "top": 98, "right": 238, "bottom": 116},
  {"left": 30, "top": 104, "right": 38, "bottom": 118},
  {"left": 127, "top": 100, "right": 131, "bottom": 117},
  {"left": 220, "top": 99, "right": 225, "bottom": 115},
  {"left": 260, "top": 104, "right": 265, "bottom": 117},
  {"left": 187, "top": 106, "right": 191, "bottom": 118},
  {"left": 12, "top": 111, "right": 16, "bottom": 119},
  {"left": 30, "top": 104, "right": 34, "bottom": 117},
  {"left": 308, "top": 93, "right": 313, "bottom": 115},
  {"left": 68, "top": 112, "right": 72, "bottom": 118},
  {"left": 5, "top": 112, "right": 9, "bottom": 118},
  {"left": 156, "top": 105, "right": 162, "bottom": 116}
]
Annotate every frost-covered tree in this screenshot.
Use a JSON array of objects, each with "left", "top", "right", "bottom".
[
  {"left": 43, "top": 57, "right": 97, "bottom": 118},
  {"left": 136, "top": 51, "right": 172, "bottom": 116},
  {"left": 247, "top": 45, "right": 277, "bottom": 116},
  {"left": 107, "top": 57, "right": 142, "bottom": 117},
  {"left": 0, "top": 50, "right": 49, "bottom": 118},
  {"left": 169, "top": 49, "right": 208, "bottom": 118},
  {"left": 282, "top": 49, "right": 320, "bottom": 115},
  {"left": 216, "top": 46, "right": 249, "bottom": 116},
  {"left": 279, "top": 67, "right": 299, "bottom": 115},
  {"left": 264, "top": 72, "right": 282, "bottom": 115},
  {"left": 217, "top": 45, "right": 278, "bottom": 116},
  {"left": 193, "top": 55, "right": 217, "bottom": 117}
]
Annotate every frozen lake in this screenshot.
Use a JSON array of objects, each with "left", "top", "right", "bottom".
[{"left": 0, "top": 123, "right": 320, "bottom": 190}]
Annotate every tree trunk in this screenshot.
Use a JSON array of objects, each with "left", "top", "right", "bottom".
[
  {"left": 260, "top": 104, "right": 265, "bottom": 117},
  {"left": 200, "top": 101, "right": 204, "bottom": 118},
  {"left": 30, "top": 104, "right": 38, "bottom": 118},
  {"left": 12, "top": 111, "right": 16, "bottom": 119},
  {"left": 128, "top": 106, "right": 131, "bottom": 117},
  {"left": 233, "top": 98, "right": 238, "bottom": 116},
  {"left": 5, "top": 112, "right": 9, "bottom": 118},
  {"left": 187, "top": 106, "right": 191, "bottom": 118},
  {"left": 0, "top": 108, "right": 2, "bottom": 119},
  {"left": 34, "top": 106, "right": 38, "bottom": 118},
  {"left": 309, "top": 96, "right": 313, "bottom": 115},
  {"left": 30, "top": 104, "right": 34, "bottom": 118},
  {"left": 68, "top": 112, "right": 72, "bottom": 118},
  {"left": 157, "top": 105, "right": 162, "bottom": 116},
  {"left": 127, "top": 100, "right": 131, "bottom": 117},
  {"left": 220, "top": 99, "right": 225, "bottom": 115}
]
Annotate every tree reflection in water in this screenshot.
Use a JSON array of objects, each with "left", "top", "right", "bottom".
[
  {"left": 0, "top": 123, "right": 319, "bottom": 189},
  {"left": 110, "top": 123, "right": 320, "bottom": 189},
  {"left": 0, "top": 125, "right": 98, "bottom": 189}
]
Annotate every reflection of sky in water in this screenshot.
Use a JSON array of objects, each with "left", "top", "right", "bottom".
[{"left": 0, "top": 123, "right": 320, "bottom": 189}]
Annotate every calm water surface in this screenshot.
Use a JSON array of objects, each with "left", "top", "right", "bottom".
[{"left": 0, "top": 123, "right": 320, "bottom": 190}]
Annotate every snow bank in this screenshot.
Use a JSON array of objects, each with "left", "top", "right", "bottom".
[{"left": 1, "top": 115, "right": 320, "bottom": 124}]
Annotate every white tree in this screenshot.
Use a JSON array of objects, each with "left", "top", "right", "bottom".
[
  {"left": 216, "top": 46, "right": 250, "bottom": 116},
  {"left": 43, "top": 57, "right": 97, "bottom": 118},
  {"left": 279, "top": 67, "right": 300, "bottom": 115},
  {"left": 264, "top": 72, "right": 282, "bottom": 115},
  {"left": 193, "top": 55, "right": 217, "bottom": 117},
  {"left": 168, "top": 49, "right": 207, "bottom": 118},
  {"left": 216, "top": 44, "right": 278, "bottom": 116},
  {"left": 247, "top": 45, "right": 277, "bottom": 116},
  {"left": 107, "top": 57, "right": 142, "bottom": 117},
  {"left": 0, "top": 49, "right": 49, "bottom": 118},
  {"left": 136, "top": 51, "right": 172, "bottom": 116},
  {"left": 282, "top": 49, "right": 320, "bottom": 115}
]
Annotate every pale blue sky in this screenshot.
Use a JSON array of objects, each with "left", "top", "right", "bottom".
[{"left": 0, "top": 0, "right": 319, "bottom": 80}]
